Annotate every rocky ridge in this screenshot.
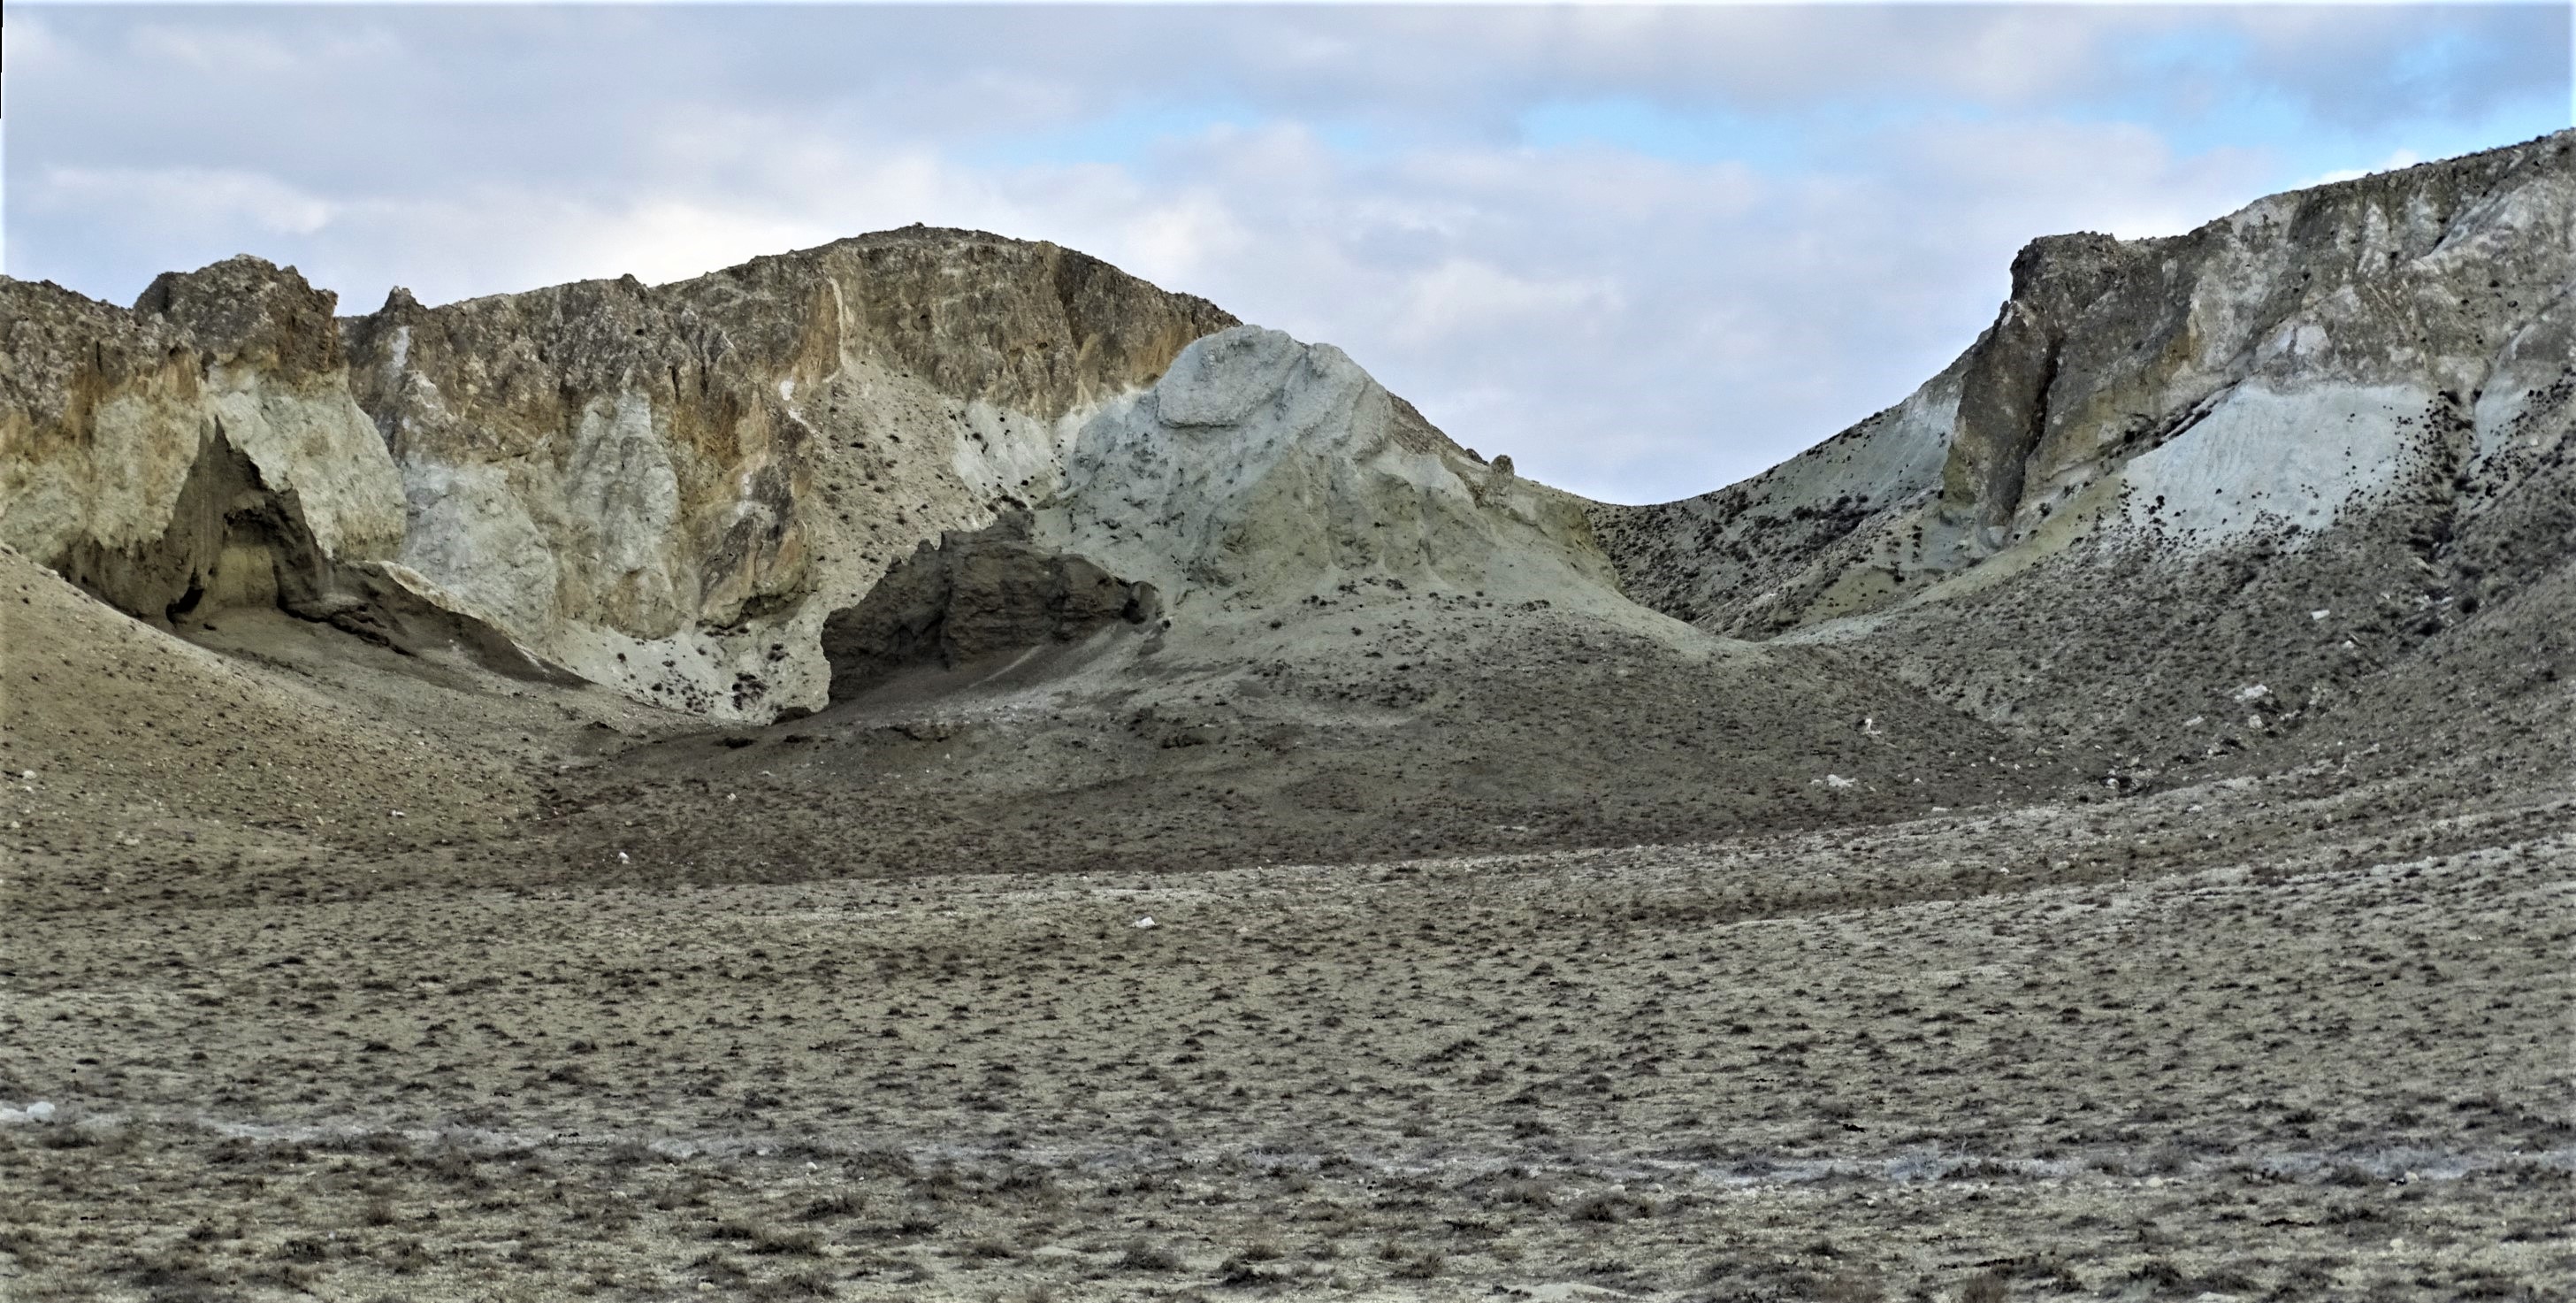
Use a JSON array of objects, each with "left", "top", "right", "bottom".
[
  {"left": 3, "top": 229, "right": 1234, "bottom": 718},
  {"left": 1589, "top": 130, "right": 2573, "bottom": 786},
  {"left": 2, "top": 134, "right": 2566, "bottom": 802},
  {"left": 1592, "top": 131, "right": 2572, "bottom": 640}
]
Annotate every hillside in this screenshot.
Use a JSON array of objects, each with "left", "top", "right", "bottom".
[
  {"left": 1590, "top": 129, "right": 2574, "bottom": 796},
  {"left": 1, "top": 134, "right": 2570, "bottom": 1303}
]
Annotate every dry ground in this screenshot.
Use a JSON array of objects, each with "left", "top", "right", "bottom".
[
  {"left": 4, "top": 772, "right": 2570, "bottom": 1302},
  {"left": 4, "top": 548, "right": 2572, "bottom": 1301}
]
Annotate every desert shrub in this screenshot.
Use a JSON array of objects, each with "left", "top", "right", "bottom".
[
  {"left": 800, "top": 1192, "right": 864, "bottom": 1221},
  {"left": 750, "top": 1270, "right": 837, "bottom": 1299},
  {"left": 1960, "top": 1268, "right": 2010, "bottom": 1302},
  {"left": 1389, "top": 1252, "right": 1446, "bottom": 1279},
  {"left": 1486, "top": 1177, "right": 1556, "bottom": 1208},
  {"left": 1570, "top": 1192, "right": 1654, "bottom": 1223},
  {"left": 1119, "top": 1239, "right": 1181, "bottom": 1271},
  {"left": 34, "top": 1125, "right": 95, "bottom": 1152},
  {"left": 2121, "top": 1261, "right": 2184, "bottom": 1292},
  {"left": 1817, "top": 1268, "right": 1885, "bottom": 1302},
  {"left": 751, "top": 1225, "right": 822, "bottom": 1256}
]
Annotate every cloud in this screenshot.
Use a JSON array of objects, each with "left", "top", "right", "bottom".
[
  {"left": 2302, "top": 147, "right": 2429, "bottom": 188},
  {"left": 39, "top": 165, "right": 340, "bottom": 238},
  {"left": 5, "top": 4, "right": 2565, "bottom": 501}
]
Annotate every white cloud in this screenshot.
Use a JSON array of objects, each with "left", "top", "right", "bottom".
[
  {"left": 5, "top": 5, "right": 2562, "bottom": 501},
  {"left": 1391, "top": 259, "right": 1623, "bottom": 350},
  {"left": 2303, "top": 147, "right": 2425, "bottom": 188},
  {"left": 38, "top": 165, "right": 340, "bottom": 236}
]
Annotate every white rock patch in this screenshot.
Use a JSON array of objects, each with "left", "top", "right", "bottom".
[{"left": 2114, "top": 381, "right": 2427, "bottom": 545}]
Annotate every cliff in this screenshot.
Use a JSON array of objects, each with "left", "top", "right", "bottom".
[
  {"left": 1, "top": 228, "right": 1234, "bottom": 717},
  {"left": 6, "top": 135, "right": 2567, "bottom": 759},
  {"left": 1588, "top": 130, "right": 2572, "bottom": 776},
  {"left": 1593, "top": 130, "right": 2573, "bottom": 640}
]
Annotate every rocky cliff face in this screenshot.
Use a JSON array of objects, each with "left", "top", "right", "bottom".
[
  {"left": 337, "top": 228, "right": 1234, "bottom": 717},
  {"left": 1593, "top": 130, "right": 2573, "bottom": 779},
  {"left": 9, "top": 136, "right": 2566, "bottom": 757},
  {"left": 1594, "top": 130, "right": 2573, "bottom": 640},
  {"left": 2, "top": 229, "right": 1234, "bottom": 717},
  {"left": 0, "top": 258, "right": 552, "bottom": 674},
  {"left": 2, "top": 259, "right": 404, "bottom": 618}
]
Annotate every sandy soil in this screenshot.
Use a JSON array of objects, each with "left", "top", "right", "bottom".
[
  {"left": 4, "top": 764, "right": 2570, "bottom": 1300},
  {"left": 3, "top": 546, "right": 2572, "bottom": 1301}
]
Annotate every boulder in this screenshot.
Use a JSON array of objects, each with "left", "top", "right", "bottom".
[{"left": 821, "top": 509, "right": 1158, "bottom": 699}]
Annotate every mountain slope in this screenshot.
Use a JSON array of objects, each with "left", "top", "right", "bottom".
[
  {"left": 1, "top": 134, "right": 2566, "bottom": 895},
  {"left": 1590, "top": 130, "right": 2575, "bottom": 793},
  {"left": 2, "top": 230, "right": 1236, "bottom": 720}
]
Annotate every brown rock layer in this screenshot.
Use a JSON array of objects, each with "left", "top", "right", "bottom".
[{"left": 822, "top": 509, "right": 1158, "bottom": 700}]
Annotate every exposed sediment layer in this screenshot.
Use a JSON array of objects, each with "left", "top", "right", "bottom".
[
  {"left": 3, "top": 229, "right": 1235, "bottom": 718},
  {"left": 1591, "top": 130, "right": 2574, "bottom": 641}
]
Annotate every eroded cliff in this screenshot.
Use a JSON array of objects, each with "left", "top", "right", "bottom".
[
  {"left": 2, "top": 229, "right": 1234, "bottom": 717},
  {"left": 336, "top": 228, "right": 1238, "bottom": 717},
  {"left": 1594, "top": 130, "right": 2573, "bottom": 640},
  {"left": 1591, "top": 130, "right": 2573, "bottom": 780}
]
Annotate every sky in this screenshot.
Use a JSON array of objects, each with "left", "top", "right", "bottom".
[{"left": 4, "top": 4, "right": 2569, "bottom": 503}]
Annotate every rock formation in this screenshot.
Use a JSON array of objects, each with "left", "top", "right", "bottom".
[
  {"left": 1592, "top": 130, "right": 2573, "bottom": 640},
  {"left": 0, "top": 258, "right": 569, "bottom": 675},
  {"left": 820, "top": 508, "right": 1160, "bottom": 699},
  {"left": 2, "top": 259, "right": 398, "bottom": 617},
  {"left": 816, "top": 324, "right": 1624, "bottom": 702},
  {"left": 4, "top": 133, "right": 2566, "bottom": 778},
  {"left": 1588, "top": 131, "right": 2572, "bottom": 788},
  {"left": 2, "top": 230, "right": 1234, "bottom": 717},
  {"left": 1035, "top": 325, "right": 1615, "bottom": 612},
  {"left": 338, "top": 230, "right": 1234, "bottom": 716}
]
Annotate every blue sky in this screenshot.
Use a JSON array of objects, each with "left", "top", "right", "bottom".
[{"left": 4, "top": 4, "right": 2568, "bottom": 502}]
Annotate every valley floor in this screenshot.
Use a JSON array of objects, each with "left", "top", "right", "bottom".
[{"left": 4, "top": 776, "right": 2569, "bottom": 1302}]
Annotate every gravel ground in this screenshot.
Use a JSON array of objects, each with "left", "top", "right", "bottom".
[{"left": 4, "top": 776, "right": 2568, "bottom": 1301}]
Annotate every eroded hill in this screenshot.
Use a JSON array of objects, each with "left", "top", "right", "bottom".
[{"left": 3, "top": 132, "right": 2572, "bottom": 1303}]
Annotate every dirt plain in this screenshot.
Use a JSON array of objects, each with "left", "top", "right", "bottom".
[{"left": 4, "top": 538, "right": 2572, "bottom": 1303}]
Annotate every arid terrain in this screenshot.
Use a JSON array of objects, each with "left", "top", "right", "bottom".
[{"left": 3, "top": 134, "right": 2572, "bottom": 1300}]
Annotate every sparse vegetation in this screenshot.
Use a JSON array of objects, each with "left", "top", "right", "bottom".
[{"left": 1, "top": 133, "right": 2569, "bottom": 1303}]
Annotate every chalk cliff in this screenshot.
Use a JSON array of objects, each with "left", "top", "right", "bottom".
[
  {"left": 2, "top": 229, "right": 1233, "bottom": 717},
  {"left": 1592, "top": 131, "right": 2573, "bottom": 640},
  {"left": 1590, "top": 130, "right": 2572, "bottom": 776}
]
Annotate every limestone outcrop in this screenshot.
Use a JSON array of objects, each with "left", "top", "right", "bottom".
[
  {"left": 0, "top": 259, "right": 536, "bottom": 672},
  {"left": 1593, "top": 129, "right": 2575, "bottom": 640},
  {"left": 335, "top": 228, "right": 1234, "bottom": 717},
  {"left": 3, "top": 229, "right": 1234, "bottom": 717},
  {"left": 1037, "top": 325, "right": 1617, "bottom": 611},
  {"left": 8, "top": 135, "right": 2565, "bottom": 749},
  {"left": 1588, "top": 130, "right": 2572, "bottom": 774}
]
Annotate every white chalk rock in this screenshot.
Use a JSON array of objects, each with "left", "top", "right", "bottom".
[{"left": 1042, "top": 326, "right": 1614, "bottom": 609}]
